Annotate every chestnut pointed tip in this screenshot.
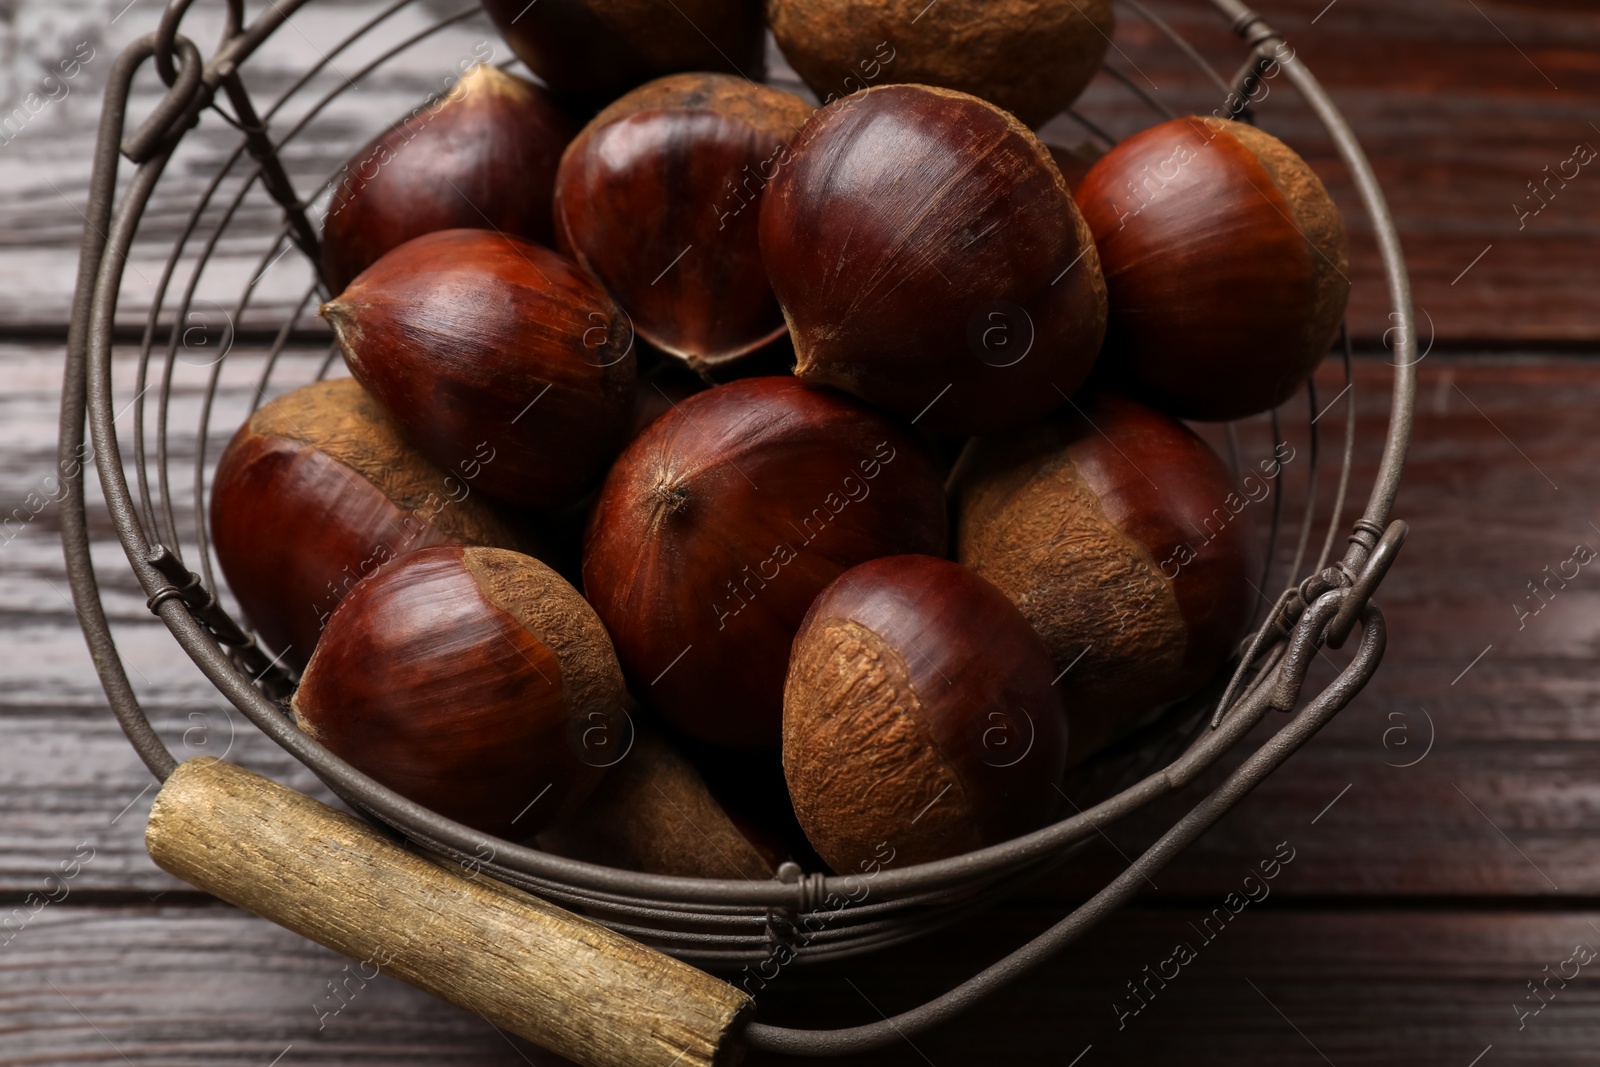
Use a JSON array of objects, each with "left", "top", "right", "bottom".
[
  {"left": 789, "top": 326, "right": 822, "bottom": 382},
  {"left": 458, "top": 61, "right": 528, "bottom": 102},
  {"left": 647, "top": 318, "right": 794, "bottom": 382},
  {"left": 319, "top": 299, "right": 364, "bottom": 365},
  {"left": 459, "top": 62, "right": 502, "bottom": 90},
  {"left": 287, "top": 684, "right": 324, "bottom": 741},
  {"left": 792, "top": 352, "right": 855, "bottom": 397},
  {"left": 287, "top": 700, "right": 317, "bottom": 739},
  {"left": 653, "top": 480, "right": 690, "bottom": 514},
  {"left": 677, "top": 350, "right": 717, "bottom": 385}
]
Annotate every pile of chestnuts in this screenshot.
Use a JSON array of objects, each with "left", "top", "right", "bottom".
[{"left": 212, "top": 0, "right": 1347, "bottom": 876}]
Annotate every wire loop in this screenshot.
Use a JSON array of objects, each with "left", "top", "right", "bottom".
[{"left": 122, "top": 35, "right": 206, "bottom": 162}]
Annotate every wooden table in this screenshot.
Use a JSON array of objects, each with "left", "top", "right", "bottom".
[{"left": 6, "top": 1, "right": 1600, "bottom": 1063}]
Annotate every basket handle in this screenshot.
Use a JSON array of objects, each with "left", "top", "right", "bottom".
[{"left": 145, "top": 758, "right": 749, "bottom": 1067}]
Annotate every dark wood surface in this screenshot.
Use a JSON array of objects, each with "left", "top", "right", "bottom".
[
  {"left": 4, "top": 0, "right": 1597, "bottom": 342},
  {"left": 17, "top": 903, "right": 1600, "bottom": 1066},
  {"left": 1047, "top": 0, "right": 1600, "bottom": 346},
  {"left": 6, "top": 0, "right": 1600, "bottom": 1063}
]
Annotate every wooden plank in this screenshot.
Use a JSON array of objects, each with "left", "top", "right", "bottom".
[
  {"left": 6, "top": 1, "right": 1599, "bottom": 1062},
  {"left": 0, "top": 903, "right": 573, "bottom": 1067},
  {"left": 0, "top": 0, "right": 536, "bottom": 332},
  {"left": 1, "top": 0, "right": 1594, "bottom": 342},
  {"left": 1, "top": 339, "right": 356, "bottom": 894},
  {"left": 750, "top": 905, "right": 1600, "bottom": 1065},
  {"left": 8, "top": 903, "right": 1600, "bottom": 1064},
  {"left": 1040, "top": 0, "right": 1600, "bottom": 345}
]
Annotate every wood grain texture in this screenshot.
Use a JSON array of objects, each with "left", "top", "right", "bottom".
[
  {"left": 9, "top": 902, "right": 1600, "bottom": 1065},
  {"left": 1, "top": 0, "right": 1592, "bottom": 341},
  {"left": 8, "top": 343, "right": 1600, "bottom": 1067},
  {"left": 0, "top": 0, "right": 524, "bottom": 333},
  {"left": 4, "top": 0, "right": 1600, "bottom": 1060},
  {"left": 1037, "top": 0, "right": 1600, "bottom": 344},
  {"left": 146, "top": 757, "right": 749, "bottom": 1067},
  {"left": 1043, "top": 354, "right": 1600, "bottom": 899}
]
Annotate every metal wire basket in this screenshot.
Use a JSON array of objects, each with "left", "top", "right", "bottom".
[{"left": 60, "top": 0, "right": 1417, "bottom": 1060}]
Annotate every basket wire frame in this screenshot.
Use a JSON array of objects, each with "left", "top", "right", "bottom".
[{"left": 59, "top": 0, "right": 1416, "bottom": 1055}]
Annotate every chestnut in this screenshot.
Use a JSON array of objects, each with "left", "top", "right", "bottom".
[
  {"left": 554, "top": 74, "right": 813, "bottom": 377},
  {"left": 1075, "top": 116, "right": 1349, "bottom": 420},
  {"left": 480, "top": 0, "right": 765, "bottom": 109},
  {"left": 950, "top": 392, "right": 1255, "bottom": 761},
  {"left": 783, "top": 554, "right": 1069, "bottom": 871},
  {"left": 322, "top": 228, "right": 636, "bottom": 510},
  {"left": 291, "top": 544, "right": 629, "bottom": 840},
  {"left": 582, "top": 376, "right": 948, "bottom": 749},
  {"left": 766, "top": 0, "right": 1113, "bottom": 127},
  {"left": 539, "top": 728, "right": 787, "bottom": 879},
  {"left": 320, "top": 64, "right": 579, "bottom": 296},
  {"left": 210, "top": 377, "right": 533, "bottom": 671},
  {"left": 760, "top": 84, "right": 1107, "bottom": 437}
]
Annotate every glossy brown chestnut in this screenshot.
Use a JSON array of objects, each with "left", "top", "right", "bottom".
[
  {"left": 766, "top": 0, "right": 1113, "bottom": 127},
  {"left": 951, "top": 393, "right": 1257, "bottom": 761},
  {"left": 1076, "top": 116, "right": 1349, "bottom": 420},
  {"left": 582, "top": 376, "right": 948, "bottom": 749},
  {"left": 320, "top": 64, "right": 579, "bottom": 296},
  {"left": 291, "top": 544, "right": 629, "bottom": 840},
  {"left": 555, "top": 74, "right": 813, "bottom": 377},
  {"left": 760, "top": 84, "right": 1108, "bottom": 437},
  {"left": 784, "top": 554, "right": 1069, "bottom": 871},
  {"left": 210, "top": 377, "right": 533, "bottom": 671},
  {"left": 539, "top": 728, "right": 787, "bottom": 879},
  {"left": 480, "top": 0, "right": 765, "bottom": 108},
  {"left": 322, "top": 228, "right": 636, "bottom": 510}
]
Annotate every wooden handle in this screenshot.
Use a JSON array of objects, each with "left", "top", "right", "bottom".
[{"left": 145, "top": 758, "right": 750, "bottom": 1067}]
